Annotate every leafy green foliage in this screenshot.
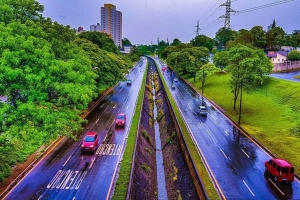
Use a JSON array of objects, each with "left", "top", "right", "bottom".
[
  {"left": 225, "top": 44, "right": 273, "bottom": 110},
  {"left": 78, "top": 31, "right": 119, "bottom": 54},
  {"left": 191, "top": 34, "right": 214, "bottom": 51},
  {"left": 287, "top": 50, "right": 300, "bottom": 60},
  {"left": 196, "top": 63, "right": 220, "bottom": 94},
  {"left": 214, "top": 27, "right": 237, "bottom": 49}
]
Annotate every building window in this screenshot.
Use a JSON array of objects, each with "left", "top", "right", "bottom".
[{"left": 278, "top": 59, "right": 280, "bottom": 61}]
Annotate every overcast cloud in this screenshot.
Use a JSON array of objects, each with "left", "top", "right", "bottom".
[{"left": 37, "top": 0, "right": 300, "bottom": 45}]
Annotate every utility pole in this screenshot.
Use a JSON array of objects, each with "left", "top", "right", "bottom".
[
  {"left": 195, "top": 20, "right": 200, "bottom": 37},
  {"left": 219, "top": 0, "right": 236, "bottom": 29}
]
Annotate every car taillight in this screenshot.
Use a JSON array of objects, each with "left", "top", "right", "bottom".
[{"left": 91, "top": 145, "right": 94, "bottom": 148}]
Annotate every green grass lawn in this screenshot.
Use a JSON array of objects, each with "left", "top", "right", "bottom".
[{"left": 187, "top": 73, "right": 300, "bottom": 172}]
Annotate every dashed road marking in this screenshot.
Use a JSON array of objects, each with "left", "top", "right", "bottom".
[
  {"left": 241, "top": 149, "right": 250, "bottom": 158},
  {"left": 220, "top": 149, "right": 227, "bottom": 158},
  {"left": 243, "top": 180, "right": 255, "bottom": 196}
]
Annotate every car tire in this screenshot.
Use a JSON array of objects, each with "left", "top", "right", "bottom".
[{"left": 274, "top": 176, "right": 278, "bottom": 182}]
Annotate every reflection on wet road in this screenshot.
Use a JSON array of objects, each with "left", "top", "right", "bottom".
[{"left": 156, "top": 58, "right": 300, "bottom": 200}]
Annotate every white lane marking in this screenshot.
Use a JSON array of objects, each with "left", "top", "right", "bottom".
[
  {"left": 243, "top": 180, "right": 255, "bottom": 196},
  {"left": 63, "top": 156, "right": 71, "bottom": 167},
  {"left": 268, "top": 178, "right": 284, "bottom": 196},
  {"left": 220, "top": 149, "right": 227, "bottom": 158},
  {"left": 113, "top": 104, "right": 117, "bottom": 109},
  {"left": 47, "top": 170, "right": 87, "bottom": 190},
  {"left": 72, "top": 197, "right": 75, "bottom": 200},
  {"left": 89, "top": 157, "right": 96, "bottom": 169},
  {"left": 188, "top": 103, "right": 192, "bottom": 109},
  {"left": 224, "top": 130, "right": 229, "bottom": 136},
  {"left": 126, "top": 106, "right": 129, "bottom": 110},
  {"left": 99, "top": 103, "right": 104, "bottom": 108},
  {"left": 206, "top": 129, "right": 212, "bottom": 136},
  {"left": 119, "top": 86, "right": 123, "bottom": 93},
  {"left": 241, "top": 149, "right": 250, "bottom": 158},
  {"left": 96, "top": 144, "right": 122, "bottom": 155}
]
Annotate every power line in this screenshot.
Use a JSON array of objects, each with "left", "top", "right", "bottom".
[{"left": 237, "top": 0, "right": 295, "bottom": 14}]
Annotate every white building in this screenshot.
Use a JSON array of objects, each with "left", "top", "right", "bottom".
[
  {"left": 90, "top": 23, "right": 101, "bottom": 32},
  {"left": 101, "top": 4, "right": 122, "bottom": 48}
]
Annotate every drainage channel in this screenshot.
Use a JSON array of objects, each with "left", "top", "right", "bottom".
[{"left": 152, "top": 78, "right": 168, "bottom": 200}]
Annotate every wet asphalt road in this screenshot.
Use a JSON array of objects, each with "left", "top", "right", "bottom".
[
  {"left": 156, "top": 58, "right": 300, "bottom": 200},
  {"left": 270, "top": 71, "right": 300, "bottom": 82},
  {"left": 4, "top": 58, "right": 146, "bottom": 200}
]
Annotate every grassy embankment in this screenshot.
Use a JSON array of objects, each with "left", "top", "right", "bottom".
[
  {"left": 112, "top": 62, "right": 148, "bottom": 199},
  {"left": 187, "top": 73, "right": 300, "bottom": 172}
]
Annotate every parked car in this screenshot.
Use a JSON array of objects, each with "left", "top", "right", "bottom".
[
  {"left": 81, "top": 132, "right": 99, "bottom": 153},
  {"left": 126, "top": 79, "right": 132, "bottom": 86},
  {"left": 198, "top": 106, "right": 207, "bottom": 116},
  {"left": 173, "top": 77, "right": 178, "bottom": 82},
  {"left": 264, "top": 158, "right": 294, "bottom": 183},
  {"left": 115, "top": 113, "right": 126, "bottom": 127}
]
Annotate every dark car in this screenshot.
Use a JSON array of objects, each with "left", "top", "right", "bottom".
[
  {"left": 126, "top": 79, "right": 132, "bottom": 86},
  {"left": 264, "top": 158, "right": 294, "bottom": 183},
  {"left": 115, "top": 113, "right": 126, "bottom": 127},
  {"left": 81, "top": 132, "right": 99, "bottom": 153}
]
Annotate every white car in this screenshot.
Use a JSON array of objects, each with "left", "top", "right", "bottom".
[
  {"left": 173, "top": 77, "right": 178, "bottom": 82},
  {"left": 198, "top": 106, "right": 207, "bottom": 116}
]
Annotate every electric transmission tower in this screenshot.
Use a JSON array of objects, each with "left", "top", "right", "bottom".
[
  {"left": 219, "top": 0, "right": 236, "bottom": 29},
  {"left": 195, "top": 20, "right": 200, "bottom": 37}
]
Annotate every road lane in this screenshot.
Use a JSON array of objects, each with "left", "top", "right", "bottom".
[
  {"left": 4, "top": 58, "right": 146, "bottom": 200},
  {"left": 155, "top": 59, "right": 300, "bottom": 199}
]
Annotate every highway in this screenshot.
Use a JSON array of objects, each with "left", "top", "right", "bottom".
[
  {"left": 156, "top": 58, "right": 300, "bottom": 200},
  {"left": 4, "top": 58, "right": 146, "bottom": 200}
]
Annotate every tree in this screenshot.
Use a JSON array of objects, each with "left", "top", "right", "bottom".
[
  {"left": 0, "top": 0, "right": 44, "bottom": 24},
  {"left": 78, "top": 31, "right": 119, "bottom": 54},
  {"left": 266, "top": 27, "right": 285, "bottom": 50},
  {"left": 214, "top": 28, "right": 237, "bottom": 49},
  {"left": 171, "top": 38, "right": 181, "bottom": 46},
  {"left": 191, "top": 34, "right": 214, "bottom": 51},
  {"left": 212, "top": 50, "right": 229, "bottom": 70},
  {"left": 250, "top": 26, "right": 266, "bottom": 49},
  {"left": 271, "top": 19, "right": 276, "bottom": 28},
  {"left": 288, "top": 50, "right": 300, "bottom": 60},
  {"left": 196, "top": 63, "right": 220, "bottom": 99},
  {"left": 225, "top": 44, "right": 273, "bottom": 124},
  {"left": 122, "top": 37, "right": 132, "bottom": 46}
]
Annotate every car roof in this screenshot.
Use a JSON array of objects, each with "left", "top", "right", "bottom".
[
  {"left": 273, "top": 158, "right": 293, "bottom": 167},
  {"left": 86, "top": 131, "right": 97, "bottom": 136},
  {"left": 199, "top": 106, "right": 206, "bottom": 109}
]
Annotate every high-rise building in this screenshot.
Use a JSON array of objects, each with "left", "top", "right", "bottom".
[{"left": 101, "top": 4, "right": 122, "bottom": 48}]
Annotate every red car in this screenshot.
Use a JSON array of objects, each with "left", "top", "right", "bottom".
[
  {"left": 264, "top": 158, "right": 294, "bottom": 183},
  {"left": 115, "top": 113, "right": 126, "bottom": 127},
  {"left": 81, "top": 132, "right": 99, "bottom": 153}
]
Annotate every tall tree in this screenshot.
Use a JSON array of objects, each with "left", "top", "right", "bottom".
[
  {"left": 266, "top": 27, "right": 285, "bottom": 50},
  {"left": 0, "top": 0, "right": 44, "bottom": 24},
  {"left": 122, "top": 37, "right": 132, "bottom": 46},
  {"left": 191, "top": 34, "right": 214, "bottom": 51},
  {"left": 214, "top": 28, "right": 237, "bottom": 49},
  {"left": 78, "top": 31, "right": 119, "bottom": 54},
  {"left": 196, "top": 63, "right": 220, "bottom": 97},
  {"left": 225, "top": 44, "right": 273, "bottom": 123},
  {"left": 250, "top": 26, "right": 266, "bottom": 49}
]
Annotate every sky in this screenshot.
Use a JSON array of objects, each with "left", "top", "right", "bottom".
[{"left": 37, "top": 0, "right": 300, "bottom": 45}]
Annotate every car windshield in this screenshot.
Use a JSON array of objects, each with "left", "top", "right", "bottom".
[
  {"left": 117, "top": 115, "right": 125, "bottom": 120},
  {"left": 84, "top": 136, "right": 95, "bottom": 142}
]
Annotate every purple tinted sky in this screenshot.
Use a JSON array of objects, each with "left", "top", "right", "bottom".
[{"left": 37, "top": 0, "right": 300, "bottom": 45}]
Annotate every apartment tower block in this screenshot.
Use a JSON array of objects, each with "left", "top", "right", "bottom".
[{"left": 101, "top": 4, "right": 122, "bottom": 48}]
